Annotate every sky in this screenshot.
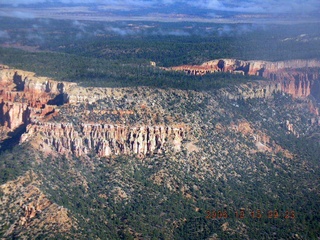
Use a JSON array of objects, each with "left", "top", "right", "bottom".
[
  {"left": 3, "top": 0, "right": 320, "bottom": 13},
  {"left": 1, "top": 0, "right": 320, "bottom": 22}
]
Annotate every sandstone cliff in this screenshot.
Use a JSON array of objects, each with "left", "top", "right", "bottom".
[
  {"left": 0, "top": 65, "right": 75, "bottom": 135},
  {"left": 169, "top": 59, "right": 320, "bottom": 76},
  {"left": 0, "top": 65, "right": 117, "bottom": 137},
  {"left": 0, "top": 66, "right": 75, "bottom": 103},
  {"left": 1, "top": 61, "right": 319, "bottom": 159},
  {"left": 0, "top": 65, "right": 188, "bottom": 158},
  {"left": 167, "top": 59, "right": 320, "bottom": 99},
  {"left": 21, "top": 122, "right": 186, "bottom": 157}
]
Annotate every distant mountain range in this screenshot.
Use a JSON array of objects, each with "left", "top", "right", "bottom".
[{"left": 1, "top": 1, "right": 319, "bottom": 23}]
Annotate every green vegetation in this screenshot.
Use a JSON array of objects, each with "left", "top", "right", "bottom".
[
  {"left": 0, "top": 16, "right": 319, "bottom": 239},
  {"left": 1, "top": 17, "right": 320, "bottom": 91},
  {"left": 0, "top": 143, "right": 33, "bottom": 185},
  {"left": 1, "top": 90, "right": 318, "bottom": 239},
  {"left": 0, "top": 46, "right": 262, "bottom": 91}
]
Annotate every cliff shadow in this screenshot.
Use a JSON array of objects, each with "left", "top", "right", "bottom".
[
  {"left": 311, "top": 79, "right": 320, "bottom": 103},
  {"left": 13, "top": 72, "right": 25, "bottom": 91},
  {"left": 235, "top": 64, "right": 251, "bottom": 75},
  {"left": 0, "top": 124, "right": 26, "bottom": 154},
  {"left": 47, "top": 93, "right": 69, "bottom": 106},
  {"left": 0, "top": 101, "right": 5, "bottom": 126}
]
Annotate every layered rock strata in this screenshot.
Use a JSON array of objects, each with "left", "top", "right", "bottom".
[
  {"left": 168, "top": 59, "right": 320, "bottom": 76},
  {"left": 167, "top": 59, "right": 320, "bottom": 98},
  {"left": 1, "top": 61, "right": 319, "bottom": 158},
  {"left": 0, "top": 66, "right": 75, "bottom": 133},
  {"left": 0, "top": 65, "right": 187, "bottom": 157},
  {"left": 21, "top": 122, "right": 186, "bottom": 157}
]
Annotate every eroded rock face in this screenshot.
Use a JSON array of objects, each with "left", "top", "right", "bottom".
[
  {"left": 0, "top": 101, "right": 30, "bottom": 129},
  {"left": 219, "top": 81, "right": 282, "bottom": 100},
  {"left": 21, "top": 122, "right": 186, "bottom": 157},
  {"left": 1, "top": 61, "right": 318, "bottom": 158},
  {"left": 0, "top": 65, "right": 124, "bottom": 137},
  {"left": 0, "top": 65, "right": 187, "bottom": 158},
  {"left": 0, "top": 66, "right": 74, "bottom": 134},
  {"left": 167, "top": 59, "right": 320, "bottom": 98},
  {"left": 0, "top": 171, "right": 75, "bottom": 238},
  {"left": 169, "top": 59, "right": 320, "bottom": 76},
  {"left": 0, "top": 66, "right": 74, "bottom": 103},
  {"left": 230, "top": 121, "right": 293, "bottom": 157}
]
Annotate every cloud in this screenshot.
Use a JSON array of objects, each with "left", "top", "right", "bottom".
[
  {"left": 0, "top": 30, "right": 10, "bottom": 39},
  {"left": 216, "top": 24, "right": 264, "bottom": 36},
  {"left": 105, "top": 27, "right": 138, "bottom": 36},
  {"left": 103, "top": 24, "right": 191, "bottom": 36},
  {"left": 6, "top": 0, "right": 155, "bottom": 7},
  {"left": 3, "top": 0, "right": 320, "bottom": 20},
  {"left": 5, "top": 0, "right": 104, "bottom": 6},
  {"left": 26, "top": 33, "right": 43, "bottom": 40},
  {"left": 191, "top": 0, "right": 320, "bottom": 14},
  {"left": 0, "top": 10, "right": 35, "bottom": 19},
  {"left": 73, "top": 20, "right": 87, "bottom": 31},
  {"left": 152, "top": 29, "right": 190, "bottom": 36}
]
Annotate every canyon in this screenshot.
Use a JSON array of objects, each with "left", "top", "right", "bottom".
[
  {"left": 0, "top": 65, "right": 186, "bottom": 157},
  {"left": 1, "top": 17, "right": 320, "bottom": 240},
  {"left": 1, "top": 59, "right": 320, "bottom": 159},
  {"left": 167, "top": 59, "right": 320, "bottom": 99},
  {"left": 1, "top": 60, "right": 320, "bottom": 240}
]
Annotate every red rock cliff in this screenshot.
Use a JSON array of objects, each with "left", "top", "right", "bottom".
[
  {"left": 1, "top": 62, "right": 317, "bottom": 159},
  {"left": 167, "top": 59, "right": 320, "bottom": 98},
  {"left": 0, "top": 65, "right": 76, "bottom": 133},
  {"left": 0, "top": 65, "right": 187, "bottom": 158}
]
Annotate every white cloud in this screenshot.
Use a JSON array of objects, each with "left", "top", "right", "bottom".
[
  {"left": 105, "top": 26, "right": 138, "bottom": 35},
  {"left": 3, "top": 0, "right": 320, "bottom": 15},
  {"left": 191, "top": 0, "right": 320, "bottom": 14},
  {"left": 0, "top": 10, "right": 35, "bottom": 18},
  {"left": 0, "top": 30, "right": 10, "bottom": 39}
]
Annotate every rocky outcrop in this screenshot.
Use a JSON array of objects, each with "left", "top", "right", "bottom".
[
  {"left": 230, "top": 121, "right": 293, "bottom": 157},
  {"left": 167, "top": 59, "right": 320, "bottom": 98},
  {"left": 219, "top": 80, "right": 282, "bottom": 100},
  {"left": 0, "top": 67, "right": 75, "bottom": 101},
  {"left": 0, "top": 101, "right": 30, "bottom": 129},
  {"left": 21, "top": 122, "right": 186, "bottom": 157},
  {"left": 284, "top": 120, "right": 299, "bottom": 137},
  {"left": 169, "top": 59, "right": 320, "bottom": 76},
  {"left": 0, "top": 171, "right": 75, "bottom": 238},
  {"left": 0, "top": 65, "right": 187, "bottom": 158},
  {"left": 0, "top": 65, "right": 75, "bottom": 134},
  {"left": 0, "top": 62, "right": 317, "bottom": 159}
]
